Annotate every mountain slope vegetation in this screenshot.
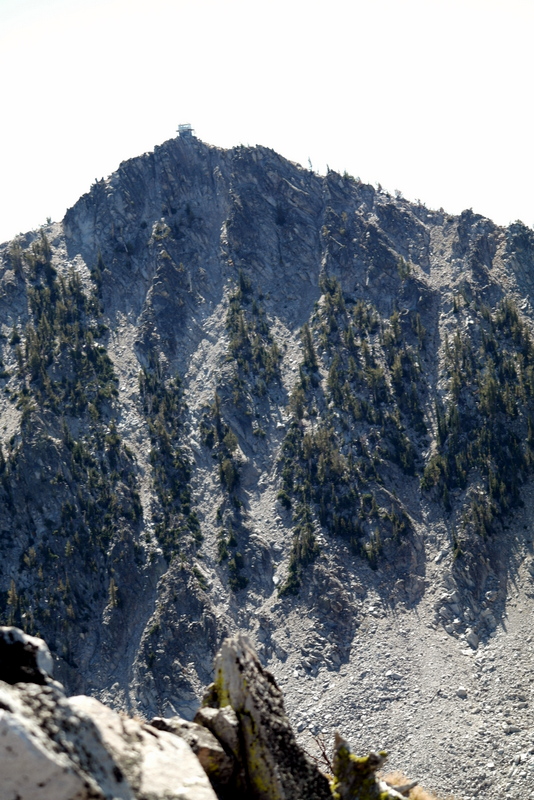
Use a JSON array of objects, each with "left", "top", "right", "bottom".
[{"left": 0, "top": 135, "right": 533, "bottom": 738}]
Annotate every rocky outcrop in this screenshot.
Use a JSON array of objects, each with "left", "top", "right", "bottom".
[
  {"left": 202, "top": 634, "right": 332, "bottom": 800},
  {"left": 0, "top": 627, "right": 425, "bottom": 800},
  {"left": 0, "top": 625, "right": 55, "bottom": 685},
  {"left": 331, "top": 734, "right": 406, "bottom": 800},
  {"left": 197, "top": 634, "right": 411, "bottom": 800},
  {"left": 0, "top": 682, "right": 217, "bottom": 800},
  {"left": 0, "top": 627, "right": 217, "bottom": 800}
]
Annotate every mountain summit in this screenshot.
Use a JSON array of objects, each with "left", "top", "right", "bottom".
[{"left": 1, "top": 135, "right": 534, "bottom": 798}]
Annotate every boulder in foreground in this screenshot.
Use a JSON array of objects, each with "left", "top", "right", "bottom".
[
  {"left": 0, "top": 625, "right": 217, "bottom": 800},
  {"left": 202, "top": 634, "right": 333, "bottom": 800}
]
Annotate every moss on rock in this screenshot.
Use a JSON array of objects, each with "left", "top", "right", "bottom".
[{"left": 331, "top": 734, "right": 402, "bottom": 800}]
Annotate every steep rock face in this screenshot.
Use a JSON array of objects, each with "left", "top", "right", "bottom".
[
  {"left": 203, "top": 634, "right": 332, "bottom": 800},
  {"left": 2, "top": 136, "right": 534, "bottom": 794}
]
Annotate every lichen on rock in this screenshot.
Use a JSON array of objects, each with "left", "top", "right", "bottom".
[
  {"left": 331, "top": 733, "right": 405, "bottom": 800},
  {"left": 202, "top": 634, "right": 332, "bottom": 800}
]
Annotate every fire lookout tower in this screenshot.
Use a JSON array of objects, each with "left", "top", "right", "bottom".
[{"left": 177, "top": 123, "right": 194, "bottom": 139}]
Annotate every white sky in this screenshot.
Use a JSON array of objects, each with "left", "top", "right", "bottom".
[{"left": 1, "top": 0, "right": 533, "bottom": 244}]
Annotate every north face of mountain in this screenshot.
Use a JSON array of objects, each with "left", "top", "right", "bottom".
[{"left": 2, "top": 134, "right": 534, "bottom": 798}]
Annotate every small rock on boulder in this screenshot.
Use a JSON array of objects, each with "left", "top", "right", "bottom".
[
  {"left": 194, "top": 705, "right": 241, "bottom": 761},
  {"left": 0, "top": 626, "right": 54, "bottom": 685},
  {"left": 150, "top": 715, "right": 235, "bottom": 788}
]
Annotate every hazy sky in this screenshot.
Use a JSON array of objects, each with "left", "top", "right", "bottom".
[{"left": 1, "top": 0, "right": 533, "bottom": 244}]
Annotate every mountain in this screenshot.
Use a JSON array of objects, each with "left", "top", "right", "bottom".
[{"left": 2, "top": 133, "right": 534, "bottom": 798}]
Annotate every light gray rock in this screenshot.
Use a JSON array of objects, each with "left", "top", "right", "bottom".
[
  {"left": 149, "top": 715, "right": 235, "bottom": 786},
  {"left": 386, "top": 778, "right": 419, "bottom": 796},
  {"left": 502, "top": 722, "right": 521, "bottom": 734},
  {"left": 71, "top": 696, "right": 217, "bottom": 800},
  {"left": 0, "top": 681, "right": 124, "bottom": 800},
  {"left": 194, "top": 705, "right": 241, "bottom": 760},
  {"left": 0, "top": 679, "right": 217, "bottom": 800},
  {"left": 0, "top": 708, "right": 90, "bottom": 800},
  {"left": 465, "top": 629, "right": 479, "bottom": 649}
]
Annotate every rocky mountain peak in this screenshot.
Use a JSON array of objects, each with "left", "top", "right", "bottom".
[{"left": 1, "top": 134, "right": 534, "bottom": 798}]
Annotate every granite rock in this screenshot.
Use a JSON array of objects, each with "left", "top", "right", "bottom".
[{"left": 202, "top": 634, "right": 332, "bottom": 800}]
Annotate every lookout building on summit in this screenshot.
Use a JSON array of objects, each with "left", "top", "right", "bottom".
[{"left": 178, "top": 123, "right": 194, "bottom": 138}]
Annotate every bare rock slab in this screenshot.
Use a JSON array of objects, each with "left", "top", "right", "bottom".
[
  {"left": 202, "top": 634, "right": 331, "bottom": 800},
  {"left": 0, "top": 679, "right": 217, "bottom": 800},
  {"left": 71, "top": 696, "right": 218, "bottom": 800}
]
